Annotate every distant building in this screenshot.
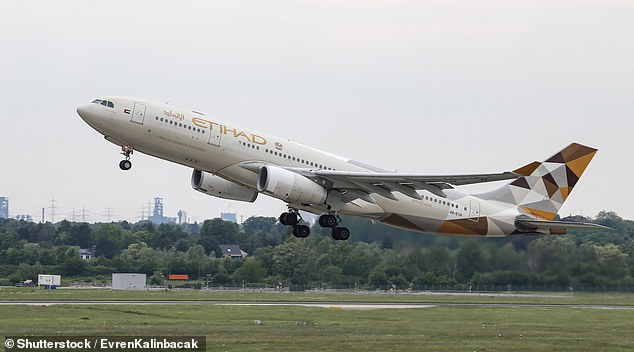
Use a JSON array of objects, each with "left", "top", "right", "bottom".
[
  {"left": 147, "top": 197, "right": 177, "bottom": 224},
  {"left": 221, "top": 212, "right": 237, "bottom": 223},
  {"left": 79, "top": 248, "right": 94, "bottom": 260},
  {"left": 112, "top": 273, "right": 146, "bottom": 290},
  {"left": 219, "top": 244, "right": 248, "bottom": 260},
  {"left": 177, "top": 210, "right": 188, "bottom": 224},
  {"left": 38, "top": 274, "right": 61, "bottom": 288},
  {"left": 0, "top": 197, "right": 8, "bottom": 219},
  {"left": 15, "top": 214, "right": 33, "bottom": 222}
]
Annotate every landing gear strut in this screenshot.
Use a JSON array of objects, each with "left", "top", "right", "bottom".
[
  {"left": 318, "top": 214, "right": 350, "bottom": 241},
  {"left": 279, "top": 209, "right": 310, "bottom": 238},
  {"left": 119, "top": 145, "right": 133, "bottom": 170}
]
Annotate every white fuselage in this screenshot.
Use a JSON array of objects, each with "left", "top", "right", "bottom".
[{"left": 77, "top": 96, "right": 522, "bottom": 237}]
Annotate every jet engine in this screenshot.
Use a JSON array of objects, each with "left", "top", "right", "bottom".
[
  {"left": 257, "top": 165, "right": 327, "bottom": 204},
  {"left": 191, "top": 170, "right": 258, "bottom": 202}
]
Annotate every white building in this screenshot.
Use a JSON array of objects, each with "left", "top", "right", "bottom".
[
  {"left": 112, "top": 273, "right": 146, "bottom": 290},
  {"left": 38, "top": 274, "right": 61, "bottom": 287}
]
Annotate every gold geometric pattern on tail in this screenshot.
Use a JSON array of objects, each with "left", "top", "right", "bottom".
[{"left": 485, "top": 143, "right": 597, "bottom": 220}]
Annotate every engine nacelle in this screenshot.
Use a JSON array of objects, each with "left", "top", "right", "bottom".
[
  {"left": 191, "top": 170, "right": 258, "bottom": 202},
  {"left": 257, "top": 165, "right": 327, "bottom": 204}
]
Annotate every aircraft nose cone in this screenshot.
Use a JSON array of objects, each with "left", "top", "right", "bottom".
[{"left": 76, "top": 103, "right": 91, "bottom": 120}]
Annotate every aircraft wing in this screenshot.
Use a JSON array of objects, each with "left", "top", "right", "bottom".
[
  {"left": 516, "top": 218, "right": 612, "bottom": 234},
  {"left": 240, "top": 162, "right": 519, "bottom": 203},
  {"left": 302, "top": 169, "right": 520, "bottom": 202}
]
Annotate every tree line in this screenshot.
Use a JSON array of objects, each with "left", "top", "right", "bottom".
[{"left": 0, "top": 210, "right": 632, "bottom": 291}]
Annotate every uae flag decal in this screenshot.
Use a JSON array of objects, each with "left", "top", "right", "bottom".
[{"left": 123, "top": 108, "right": 130, "bottom": 114}]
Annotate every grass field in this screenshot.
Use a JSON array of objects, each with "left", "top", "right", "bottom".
[
  {"left": 1, "top": 287, "right": 634, "bottom": 306},
  {"left": 1, "top": 288, "right": 633, "bottom": 351}
]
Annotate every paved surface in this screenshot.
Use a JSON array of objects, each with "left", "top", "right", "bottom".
[{"left": 1, "top": 300, "right": 633, "bottom": 310}]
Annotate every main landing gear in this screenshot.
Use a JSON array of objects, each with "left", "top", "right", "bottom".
[
  {"left": 119, "top": 145, "right": 133, "bottom": 170},
  {"left": 319, "top": 214, "right": 350, "bottom": 241},
  {"left": 279, "top": 210, "right": 310, "bottom": 238},
  {"left": 278, "top": 210, "right": 351, "bottom": 241}
]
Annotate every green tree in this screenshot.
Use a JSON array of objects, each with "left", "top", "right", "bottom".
[
  {"left": 59, "top": 247, "right": 86, "bottom": 276},
  {"left": 233, "top": 257, "right": 266, "bottom": 283},
  {"left": 198, "top": 219, "right": 239, "bottom": 256}
]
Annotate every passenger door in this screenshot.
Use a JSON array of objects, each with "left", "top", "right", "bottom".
[
  {"left": 208, "top": 125, "right": 221, "bottom": 147},
  {"left": 131, "top": 102, "right": 146, "bottom": 125},
  {"left": 468, "top": 200, "right": 481, "bottom": 222}
]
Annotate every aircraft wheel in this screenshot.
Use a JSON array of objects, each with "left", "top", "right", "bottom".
[
  {"left": 279, "top": 213, "right": 289, "bottom": 225},
  {"left": 331, "top": 227, "right": 350, "bottom": 241},
  {"left": 338, "top": 227, "right": 350, "bottom": 240},
  {"left": 293, "top": 225, "right": 310, "bottom": 238},
  {"left": 284, "top": 212, "right": 298, "bottom": 226},
  {"left": 319, "top": 214, "right": 338, "bottom": 228},
  {"left": 279, "top": 212, "right": 299, "bottom": 226},
  {"left": 119, "top": 160, "right": 132, "bottom": 170}
]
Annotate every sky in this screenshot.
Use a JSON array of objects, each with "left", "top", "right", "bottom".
[{"left": 1, "top": 1, "right": 633, "bottom": 223}]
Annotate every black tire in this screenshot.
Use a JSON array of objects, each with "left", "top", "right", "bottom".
[
  {"left": 331, "top": 227, "right": 341, "bottom": 241},
  {"left": 279, "top": 212, "right": 289, "bottom": 225},
  {"left": 338, "top": 227, "right": 350, "bottom": 241},
  {"left": 285, "top": 212, "right": 298, "bottom": 226},
  {"left": 292, "top": 225, "right": 309, "bottom": 238},
  {"left": 319, "top": 214, "right": 337, "bottom": 228},
  {"left": 119, "top": 160, "right": 132, "bottom": 170}
]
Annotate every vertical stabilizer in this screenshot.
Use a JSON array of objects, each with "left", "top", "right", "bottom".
[{"left": 477, "top": 143, "right": 597, "bottom": 220}]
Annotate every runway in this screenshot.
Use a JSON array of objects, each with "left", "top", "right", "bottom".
[{"left": 1, "top": 300, "right": 633, "bottom": 310}]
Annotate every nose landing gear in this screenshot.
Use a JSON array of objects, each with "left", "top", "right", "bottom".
[{"left": 119, "top": 145, "right": 134, "bottom": 170}]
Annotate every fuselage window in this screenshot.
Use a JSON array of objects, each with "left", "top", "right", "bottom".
[
  {"left": 169, "top": 121, "right": 173, "bottom": 125},
  {"left": 202, "top": 130, "right": 205, "bottom": 134}
]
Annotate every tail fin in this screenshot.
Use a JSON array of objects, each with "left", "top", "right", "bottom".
[{"left": 479, "top": 143, "right": 597, "bottom": 220}]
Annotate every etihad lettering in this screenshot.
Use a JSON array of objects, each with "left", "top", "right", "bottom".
[
  {"left": 164, "top": 110, "right": 185, "bottom": 121},
  {"left": 191, "top": 117, "right": 266, "bottom": 145}
]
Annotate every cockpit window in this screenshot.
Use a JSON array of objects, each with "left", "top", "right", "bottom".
[{"left": 92, "top": 99, "right": 114, "bottom": 108}]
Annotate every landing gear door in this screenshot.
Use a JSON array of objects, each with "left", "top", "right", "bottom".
[
  {"left": 468, "top": 200, "right": 481, "bottom": 222},
  {"left": 208, "top": 126, "right": 221, "bottom": 147},
  {"left": 131, "top": 103, "right": 146, "bottom": 125}
]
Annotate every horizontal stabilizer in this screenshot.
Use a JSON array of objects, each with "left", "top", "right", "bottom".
[{"left": 516, "top": 218, "right": 612, "bottom": 234}]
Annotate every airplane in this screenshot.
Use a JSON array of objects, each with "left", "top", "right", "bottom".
[{"left": 77, "top": 97, "right": 609, "bottom": 240}]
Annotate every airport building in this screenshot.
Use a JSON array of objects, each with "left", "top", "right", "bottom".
[
  {"left": 0, "top": 197, "right": 8, "bottom": 219},
  {"left": 112, "top": 273, "right": 146, "bottom": 290}
]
